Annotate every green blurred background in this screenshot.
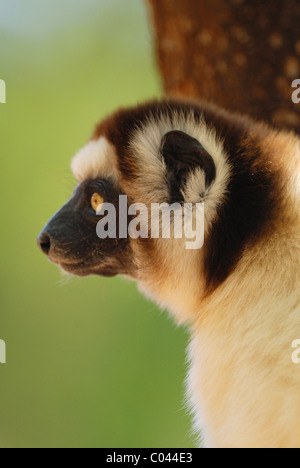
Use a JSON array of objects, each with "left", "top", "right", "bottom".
[{"left": 0, "top": 0, "right": 194, "bottom": 448}]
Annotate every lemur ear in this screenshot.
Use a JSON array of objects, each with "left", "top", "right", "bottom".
[{"left": 160, "top": 130, "right": 216, "bottom": 187}]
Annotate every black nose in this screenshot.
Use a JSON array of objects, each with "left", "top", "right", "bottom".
[{"left": 38, "top": 232, "right": 51, "bottom": 256}]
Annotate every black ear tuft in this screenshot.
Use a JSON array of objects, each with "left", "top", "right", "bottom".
[{"left": 160, "top": 130, "right": 216, "bottom": 188}]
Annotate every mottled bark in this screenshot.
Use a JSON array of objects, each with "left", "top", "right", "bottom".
[{"left": 147, "top": 0, "right": 300, "bottom": 131}]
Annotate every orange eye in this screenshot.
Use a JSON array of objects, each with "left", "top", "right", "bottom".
[{"left": 91, "top": 193, "right": 104, "bottom": 212}]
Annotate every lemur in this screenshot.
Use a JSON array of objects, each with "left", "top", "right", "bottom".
[{"left": 38, "top": 99, "right": 300, "bottom": 448}]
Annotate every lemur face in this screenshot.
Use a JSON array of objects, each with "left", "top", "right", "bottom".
[
  {"left": 38, "top": 176, "right": 135, "bottom": 277},
  {"left": 38, "top": 99, "right": 279, "bottom": 302}
]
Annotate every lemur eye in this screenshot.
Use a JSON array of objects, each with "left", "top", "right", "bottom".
[{"left": 91, "top": 193, "right": 104, "bottom": 213}]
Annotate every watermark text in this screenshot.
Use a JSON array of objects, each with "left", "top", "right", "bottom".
[
  {"left": 291, "top": 339, "right": 300, "bottom": 364},
  {"left": 95, "top": 196, "right": 205, "bottom": 250},
  {"left": 0, "top": 340, "right": 6, "bottom": 364},
  {"left": 292, "top": 79, "right": 300, "bottom": 104},
  {"left": 0, "top": 79, "right": 6, "bottom": 104}
]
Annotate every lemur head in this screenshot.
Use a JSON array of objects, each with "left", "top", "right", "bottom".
[{"left": 38, "top": 99, "right": 281, "bottom": 321}]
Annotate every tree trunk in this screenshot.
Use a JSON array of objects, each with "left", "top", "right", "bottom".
[{"left": 147, "top": 0, "right": 300, "bottom": 131}]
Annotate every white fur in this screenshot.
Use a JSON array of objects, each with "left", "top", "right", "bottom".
[
  {"left": 187, "top": 225, "right": 300, "bottom": 448},
  {"left": 71, "top": 137, "right": 119, "bottom": 184}
]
